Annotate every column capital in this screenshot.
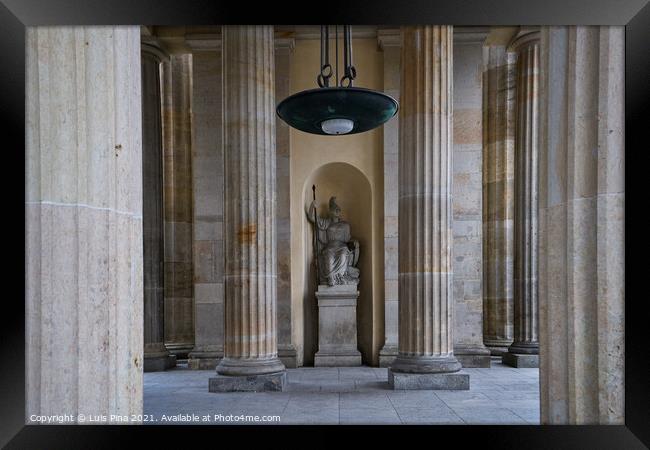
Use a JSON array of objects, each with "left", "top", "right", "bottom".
[
  {"left": 185, "top": 33, "right": 222, "bottom": 52},
  {"left": 377, "top": 29, "right": 401, "bottom": 50}
]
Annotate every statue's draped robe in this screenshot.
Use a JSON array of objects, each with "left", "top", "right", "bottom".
[{"left": 315, "top": 217, "right": 355, "bottom": 285}]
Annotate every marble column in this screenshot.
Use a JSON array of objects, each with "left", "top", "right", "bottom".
[
  {"left": 275, "top": 37, "right": 298, "bottom": 368},
  {"left": 503, "top": 32, "right": 540, "bottom": 368},
  {"left": 185, "top": 35, "right": 225, "bottom": 370},
  {"left": 377, "top": 29, "right": 400, "bottom": 368},
  {"left": 452, "top": 28, "right": 492, "bottom": 368},
  {"left": 389, "top": 26, "right": 468, "bottom": 390},
  {"left": 538, "top": 26, "right": 624, "bottom": 424},
  {"left": 482, "top": 41, "right": 516, "bottom": 356},
  {"left": 26, "top": 26, "right": 143, "bottom": 422},
  {"left": 161, "top": 54, "right": 195, "bottom": 358},
  {"left": 210, "top": 26, "right": 286, "bottom": 392},
  {"left": 142, "top": 43, "right": 176, "bottom": 372}
]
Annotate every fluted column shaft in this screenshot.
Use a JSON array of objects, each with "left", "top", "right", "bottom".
[
  {"left": 538, "top": 26, "right": 624, "bottom": 424},
  {"left": 482, "top": 44, "right": 516, "bottom": 355},
  {"left": 26, "top": 26, "right": 143, "bottom": 421},
  {"left": 161, "top": 54, "right": 195, "bottom": 357},
  {"left": 509, "top": 34, "right": 540, "bottom": 355},
  {"left": 216, "top": 26, "right": 285, "bottom": 376},
  {"left": 142, "top": 44, "right": 174, "bottom": 371},
  {"left": 393, "top": 25, "right": 460, "bottom": 374}
]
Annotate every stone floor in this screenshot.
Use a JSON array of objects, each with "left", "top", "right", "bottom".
[{"left": 144, "top": 360, "right": 540, "bottom": 425}]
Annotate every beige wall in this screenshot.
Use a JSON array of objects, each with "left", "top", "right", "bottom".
[{"left": 289, "top": 37, "right": 385, "bottom": 366}]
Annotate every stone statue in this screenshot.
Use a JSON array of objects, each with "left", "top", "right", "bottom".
[{"left": 307, "top": 196, "right": 360, "bottom": 286}]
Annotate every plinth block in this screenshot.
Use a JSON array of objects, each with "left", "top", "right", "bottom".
[
  {"left": 209, "top": 372, "right": 286, "bottom": 392},
  {"left": 388, "top": 369, "right": 470, "bottom": 390},
  {"left": 502, "top": 352, "right": 539, "bottom": 368}
]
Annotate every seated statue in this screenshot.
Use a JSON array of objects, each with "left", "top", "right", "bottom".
[{"left": 307, "top": 196, "right": 360, "bottom": 286}]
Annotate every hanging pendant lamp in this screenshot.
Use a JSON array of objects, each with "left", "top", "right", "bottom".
[{"left": 276, "top": 25, "right": 399, "bottom": 136}]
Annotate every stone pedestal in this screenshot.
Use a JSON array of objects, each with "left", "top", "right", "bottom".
[
  {"left": 502, "top": 352, "right": 538, "bottom": 368},
  {"left": 538, "top": 26, "right": 624, "bottom": 424},
  {"left": 389, "top": 370, "right": 470, "bottom": 390},
  {"left": 209, "top": 372, "right": 286, "bottom": 392},
  {"left": 144, "top": 345, "right": 177, "bottom": 372},
  {"left": 314, "top": 285, "right": 362, "bottom": 367}
]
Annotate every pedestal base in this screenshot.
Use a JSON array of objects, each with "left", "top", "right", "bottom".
[
  {"left": 315, "top": 284, "right": 362, "bottom": 367},
  {"left": 314, "top": 352, "right": 362, "bottom": 367},
  {"left": 378, "top": 345, "right": 398, "bottom": 368},
  {"left": 144, "top": 354, "right": 177, "bottom": 372},
  {"left": 188, "top": 358, "right": 220, "bottom": 370},
  {"left": 208, "top": 372, "right": 286, "bottom": 392},
  {"left": 454, "top": 345, "right": 492, "bottom": 368},
  {"left": 502, "top": 352, "right": 539, "bottom": 368},
  {"left": 278, "top": 345, "right": 298, "bottom": 368},
  {"left": 388, "top": 369, "right": 470, "bottom": 390}
]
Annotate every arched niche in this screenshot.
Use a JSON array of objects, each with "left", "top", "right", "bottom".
[{"left": 301, "top": 162, "right": 374, "bottom": 365}]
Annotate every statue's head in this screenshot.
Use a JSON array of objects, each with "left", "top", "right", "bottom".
[{"left": 328, "top": 196, "right": 341, "bottom": 219}]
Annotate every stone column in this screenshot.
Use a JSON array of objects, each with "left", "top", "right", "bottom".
[
  {"left": 26, "top": 26, "right": 143, "bottom": 422},
  {"left": 538, "top": 26, "right": 624, "bottom": 424},
  {"left": 185, "top": 35, "right": 225, "bottom": 370},
  {"left": 389, "top": 26, "right": 468, "bottom": 390},
  {"left": 452, "top": 28, "right": 492, "bottom": 368},
  {"left": 162, "top": 54, "right": 195, "bottom": 358},
  {"left": 503, "top": 32, "right": 540, "bottom": 368},
  {"left": 377, "top": 29, "right": 400, "bottom": 368},
  {"left": 142, "top": 43, "right": 176, "bottom": 371},
  {"left": 482, "top": 38, "right": 516, "bottom": 356},
  {"left": 210, "top": 26, "right": 286, "bottom": 392},
  {"left": 275, "top": 36, "right": 298, "bottom": 368}
]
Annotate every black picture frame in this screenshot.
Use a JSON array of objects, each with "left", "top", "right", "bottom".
[{"left": 2, "top": 0, "right": 648, "bottom": 447}]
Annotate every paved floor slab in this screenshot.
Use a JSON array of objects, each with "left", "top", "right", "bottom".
[{"left": 144, "top": 361, "right": 540, "bottom": 425}]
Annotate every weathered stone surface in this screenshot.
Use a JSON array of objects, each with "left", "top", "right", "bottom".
[
  {"left": 482, "top": 38, "right": 517, "bottom": 355},
  {"left": 187, "top": 40, "right": 225, "bottom": 370},
  {"left": 502, "top": 352, "right": 539, "bottom": 368},
  {"left": 209, "top": 372, "right": 287, "bottom": 392},
  {"left": 378, "top": 30, "right": 401, "bottom": 366},
  {"left": 314, "top": 284, "right": 362, "bottom": 367},
  {"left": 393, "top": 25, "right": 463, "bottom": 376},
  {"left": 26, "top": 26, "right": 144, "bottom": 421},
  {"left": 215, "top": 26, "right": 285, "bottom": 378},
  {"left": 538, "top": 26, "right": 624, "bottom": 425},
  {"left": 452, "top": 32, "right": 491, "bottom": 368},
  {"left": 388, "top": 370, "right": 470, "bottom": 390},
  {"left": 162, "top": 53, "right": 194, "bottom": 356},
  {"left": 505, "top": 31, "right": 541, "bottom": 364}
]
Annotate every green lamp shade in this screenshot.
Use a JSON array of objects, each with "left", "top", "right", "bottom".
[{"left": 276, "top": 87, "right": 399, "bottom": 135}]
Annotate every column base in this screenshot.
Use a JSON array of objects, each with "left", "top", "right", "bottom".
[
  {"left": 454, "top": 344, "right": 492, "bottom": 368},
  {"left": 378, "top": 344, "right": 398, "bottom": 368},
  {"left": 188, "top": 349, "right": 223, "bottom": 370},
  {"left": 390, "top": 354, "right": 462, "bottom": 373},
  {"left": 278, "top": 345, "right": 298, "bottom": 368},
  {"left": 165, "top": 342, "right": 194, "bottom": 360},
  {"left": 502, "top": 352, "right": 539, "bottom": 368},
  {"left": 314, "top": 350, "right": 362, "bottom": 367},
  {"left": 209, "top": 372, "right": 286, "bottom": 392},
  {"left": 216, "top": 356, "right": 286, "bottom": 376},
  {"left": 388, "top": 368, "right": 470, "bottom": 390},
  {"left": 144, "top": 354, "right": 177, "bottom": 372}
]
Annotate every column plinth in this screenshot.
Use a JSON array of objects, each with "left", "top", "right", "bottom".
[
  {"left": 389, "top": 26, "right": 468, "bottom": 390},
  {"left": 210, "top": 25, "right": 285, "bottom": 391}
]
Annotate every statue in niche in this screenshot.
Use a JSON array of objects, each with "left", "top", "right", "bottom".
[{"left": 306, "top": 194, "right": 360, "bottom": 286}]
